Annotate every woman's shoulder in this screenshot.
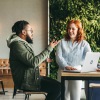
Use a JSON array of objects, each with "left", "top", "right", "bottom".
[
  {"left": 61, "top": 38, "right": 65, "bottom": 41},
  {"left": 60, "top": 38, "right": 67, "bottom": 42},
  {"left": 82, "top": 40, "right": 89, "bottom": 44},
  {"left": 59, "top": 38, "right": 67, "bottom": 44},
  {"left": 81, "top": 40, "right": 90, "bottom": 46}
]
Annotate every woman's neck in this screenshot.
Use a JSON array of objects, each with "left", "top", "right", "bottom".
[{"left": 71, "top": 38, "right": 76, "bottom": 44}]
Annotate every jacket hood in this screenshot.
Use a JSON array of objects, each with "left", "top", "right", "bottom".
[{"left": 6, "top": 34, "right": 26, "bottom": 48}]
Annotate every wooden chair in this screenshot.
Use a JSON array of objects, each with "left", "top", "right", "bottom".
[
  {"left": 0, "top": 80, "right": 5, "bottom": 94},
  {"left": 89, "top": 83, "right": 100, "bottom": 100},
  {"left": 0, "top": 59, "right": 10, "bottom": 95}
]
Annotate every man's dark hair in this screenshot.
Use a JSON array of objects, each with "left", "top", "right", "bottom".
[{"left": 12, "top": 20, "right": 29, "bottom": 35}]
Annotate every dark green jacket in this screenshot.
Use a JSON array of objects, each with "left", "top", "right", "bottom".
[{"left": 7, "top": 34, "right": 53, "bottom": 91}]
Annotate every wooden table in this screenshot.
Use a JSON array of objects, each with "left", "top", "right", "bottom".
[{"left": 61, "top": 71, "right": 100, "bottom": 100}]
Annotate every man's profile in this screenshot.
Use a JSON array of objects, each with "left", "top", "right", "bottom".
[{"left": 7, "top": 20, "right": 61, "bottom": 100}]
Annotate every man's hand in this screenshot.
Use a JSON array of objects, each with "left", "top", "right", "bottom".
[{"left": 50, "top": 39, "right": 60, "bottom": 48}]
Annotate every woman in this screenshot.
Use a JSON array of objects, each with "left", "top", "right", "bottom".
[{"left": 56, "top": 19, "right": 91, "bottom": 100}]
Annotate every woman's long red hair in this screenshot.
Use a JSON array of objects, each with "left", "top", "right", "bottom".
[{"left": 65, "top": 20, "right": 85, "bottom": 42}]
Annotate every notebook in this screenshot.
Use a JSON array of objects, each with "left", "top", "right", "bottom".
[{"left": 63, "top": 52, "right": 100, "bottom": 73}]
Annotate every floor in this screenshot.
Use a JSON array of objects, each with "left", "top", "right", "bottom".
[{"left": 0, "top": 88, "right": 86, "bottom": 100}]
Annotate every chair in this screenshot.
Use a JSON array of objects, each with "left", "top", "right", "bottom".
[
  {"left": 0, "top": 80, "right": 5, "bottom": 94},
  {"left": 89, "top": 83, "right": 100, "bottom": 100},
  {"left": 0, "top": 59, "right": 10, "bottom": 95},
  {"left": 0, "top": 59, "right": 11, "bottom": 94},
  {"left": 12, "top": 86, "right": 47, "bottom": 100},
  {"left": 24, "top": 91, "right": 47, "bottom": 100},
  {"left": 12, "top": 61, "right": 48, "bottom": 100},
  {"left": 12, "top": 86, "right": 23, "bottom": 98}
]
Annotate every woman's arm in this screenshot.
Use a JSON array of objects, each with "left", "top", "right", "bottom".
[{"left": 56, "top": 40, "right": 69, "bottom": 70}]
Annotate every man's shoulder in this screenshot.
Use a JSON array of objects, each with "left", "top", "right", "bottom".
[
  {"left": 10, "top": 40, "right": 27, "bottom": 49},
  {"left": 11, "top": 40, "right": 26, "bottom": 45}
]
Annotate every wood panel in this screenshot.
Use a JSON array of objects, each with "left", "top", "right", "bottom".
[{"left": 0, "top": 75, "right": 14, "bottom": 88}]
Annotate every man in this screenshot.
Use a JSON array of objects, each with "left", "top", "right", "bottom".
[{"left": 7, "top": 20, "right": 61, "bottom": 100}]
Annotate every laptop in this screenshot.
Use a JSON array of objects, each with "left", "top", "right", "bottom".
[{"left": 63, "top": 52, "right": 100, "bottom": 73}]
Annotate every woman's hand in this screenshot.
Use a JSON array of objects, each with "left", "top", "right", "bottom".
[
  {"left": 50, "top": 39, "right": 60, "bottom": 48},
  {"left": 65, "top": 66, "right": 77, "bottom": 70}
]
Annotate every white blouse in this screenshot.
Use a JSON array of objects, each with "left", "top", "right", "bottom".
[{"left": 56, "top": 38, "right": 91, "bottom": 70}]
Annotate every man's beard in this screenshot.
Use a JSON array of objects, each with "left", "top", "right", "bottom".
[{"left": 26, "top": 35, "right": 33, "bottom": 44}]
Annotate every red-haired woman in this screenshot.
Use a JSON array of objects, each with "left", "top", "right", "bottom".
[{"left": 56, "top": 20, "right": 91, "bottom": 100}]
